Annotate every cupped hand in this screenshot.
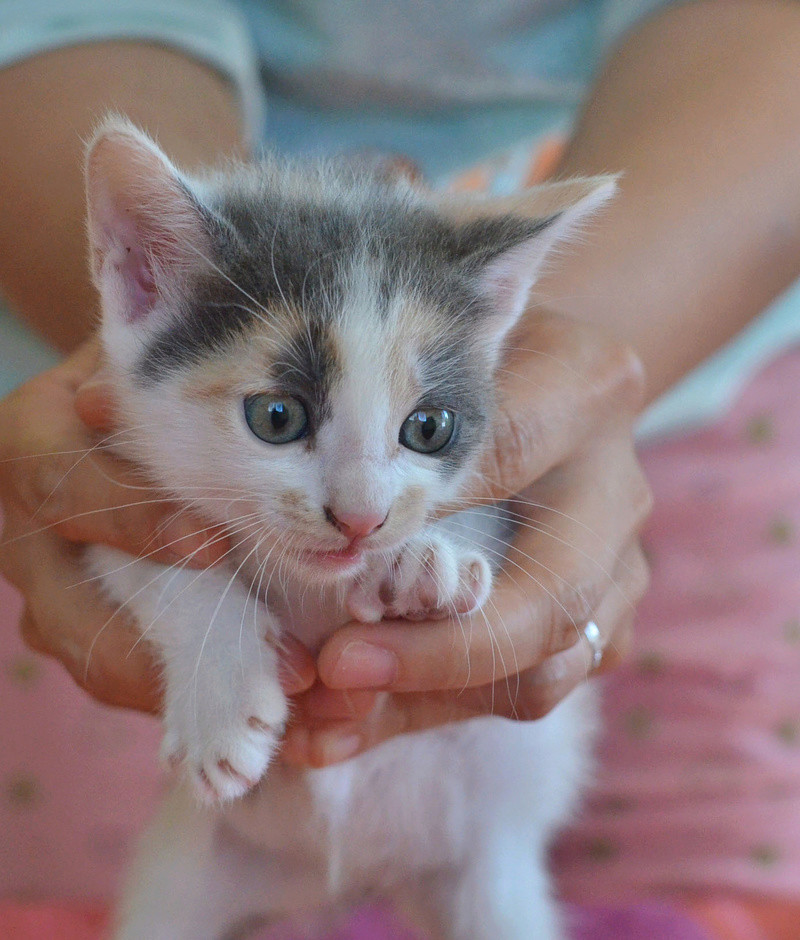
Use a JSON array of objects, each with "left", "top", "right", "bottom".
[
  {"left": 0, "top": 341, "right": 316, "bottom": 710},
  {"left": 282, "top": 309, "right": 652, "bottom": 768}
]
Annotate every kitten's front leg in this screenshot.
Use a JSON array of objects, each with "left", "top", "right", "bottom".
[
  {"left": 347, "top": 530, "right": 492, "bottom": 624},
  {"left": 87, "top": 546, "right": 288, "bottom": 804}
]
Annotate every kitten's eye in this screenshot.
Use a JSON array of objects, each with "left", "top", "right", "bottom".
[
  {"left": 244, "top": 394, "right": 308, "bottom": 444},
  {"left": 399, "top": 408, "right": 455, "bottom": 454}
]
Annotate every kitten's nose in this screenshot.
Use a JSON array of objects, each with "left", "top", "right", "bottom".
[{"left": 324, "top": 506, "right": 387, "bottom": 540}]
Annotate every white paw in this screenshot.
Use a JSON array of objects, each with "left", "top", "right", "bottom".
[
  {"left": 161, "top": 658, "right": 288, "bottom": 805},
  {"left": 347, "top": 533, "right": 492, "bottom": 624}
]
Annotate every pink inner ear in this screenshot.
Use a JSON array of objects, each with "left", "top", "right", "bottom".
[
  {"left": 87, "top": 125, "right": 209, "bottom": 327},
  {"left": 91, "top": 199, "right": 164, "bottom": 324},
  {"left": 478, "top": 237, "right": 545, "bottom": 341},
  {"left": 118, "top": 240, "right": 157, "bottom": 321}
]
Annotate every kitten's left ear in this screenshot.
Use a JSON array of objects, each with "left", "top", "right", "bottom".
[
  {"left": 85, "top": 116, "right": 211, "bottom": 330},
  {"left": 444, "top": 176, "right": 617, "bottom": 348}
]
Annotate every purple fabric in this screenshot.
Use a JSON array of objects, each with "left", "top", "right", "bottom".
[
  {"left": 249, "top": 902, "right": 714, "bottom": 940},
  {"left": 566, "top": 903, "right": 714, "bottom": 940}
]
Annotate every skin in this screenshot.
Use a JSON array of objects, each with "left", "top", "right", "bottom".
[{"left": 1, "top": 1, "right": 800, "bottom": 772}]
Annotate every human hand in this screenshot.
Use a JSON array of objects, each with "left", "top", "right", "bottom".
[
  {"left": 281, "top": 309, "right": 652, "bottom": 767},
  {"left": 0, "top": 341, "right": 317, "bottom": 710}
]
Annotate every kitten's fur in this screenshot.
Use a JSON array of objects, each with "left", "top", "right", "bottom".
[{"left": 84, "top": 118, "right": 614, "bottom": 940}]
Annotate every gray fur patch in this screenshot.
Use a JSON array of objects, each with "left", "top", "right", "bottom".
[{"left": 135, "top": 158, "right": 553, "bottom": 470}]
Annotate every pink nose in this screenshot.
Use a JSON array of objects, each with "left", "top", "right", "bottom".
[{"left": 324, "top": 507, "right": 387, "bottom": 539}]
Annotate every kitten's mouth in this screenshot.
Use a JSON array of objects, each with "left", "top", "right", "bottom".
[{"left": 299, "top": 542, "right": 365, "bottom": 571}]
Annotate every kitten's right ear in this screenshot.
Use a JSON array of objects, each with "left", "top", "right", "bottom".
[{"left": 85, "top": 117, "right": 210, "bottom": 328}]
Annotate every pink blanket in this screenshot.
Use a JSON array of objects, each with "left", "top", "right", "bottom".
[{"left": 5, "top": 348, "right": 800, "bottom": 937}]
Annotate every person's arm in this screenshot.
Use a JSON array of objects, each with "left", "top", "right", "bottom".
[
  {"left": 539, "top": 0, "right": 800, "bottom": 400},
  {"left": 0, "top": 41, "right": 245, "bottom": 351}
]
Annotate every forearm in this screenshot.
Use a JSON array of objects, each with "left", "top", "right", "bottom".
[
  {"left": 0, "top": 42, "right": 246, "bottom": 352},
  {"left": 536, "top": 0, "right": 800, "bottom": 400}
]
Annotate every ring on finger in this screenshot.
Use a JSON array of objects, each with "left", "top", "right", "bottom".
[{"left": 583, "top": 620, "right": 604, "bottom": 671}]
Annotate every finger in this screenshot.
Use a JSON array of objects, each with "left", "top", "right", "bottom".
[
  {"left": 74, "top": 378, "right": 118, "bottom": 433},
  {"left": 461, "top": 310, "right": 645, "bottom": 505},
  {"left": 496, "top": 595, "right": 637, "bottom": 721},
  {"left": 296, "top": 564, "right": 641, "bottom": 765},
  {"left": 277, "top": 635, "right": 317, "bottom": 695},
  {"left": 59, "top": 337, "right": 103, "bottom": 389},
  {"left": 0, "top": 350, "right": 228, "bottom": 570},
  {"left": 281, "top": 720, "right": 364, "bottom": 768},
  {"left": 293, "top": 683, "right": 379, "bottom": 722},
  {"left": 11, "top": 434, "right": 228, "bottom": 569},
  {"left": 318, "top": 445, "right": 650, "bottom": 692},
  {"left": 17, "top": 535, "right": 162, "bottom": 712},
  {"left": 18, "top": 607, "right": 48, "bottom": 655},
  {"left": 282, "top": 688, "right": 509, "bottom": 767}
]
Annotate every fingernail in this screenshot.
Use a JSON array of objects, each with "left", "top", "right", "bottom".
[
  {"left": 330, "top": 641, "right": 398, "bottom": 688},
  {"left": 76, "top": 377, "right": 110, "bottom": 395},
  {"left": 278, "top": 659, "right": 315, "bottom": 695},
  {"left": 318, "top": 731, "right": 362, "bottom": 765}
]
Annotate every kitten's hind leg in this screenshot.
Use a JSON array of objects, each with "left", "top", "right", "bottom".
[
  {"left": 113, "top": 787, "right": 283, "bottom": 940},
  {"left": 113, "top": 787, "right": 229, "bottom": 940},
  {"left": 395, "top": 841, "right": 563, "bottom": 940}
]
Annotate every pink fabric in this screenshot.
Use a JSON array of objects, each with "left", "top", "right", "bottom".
[
  {"left": 0, "top": 900, "right": 714, "bottom": 940},
  {"left": 2, "top": 348, "right": 800, "bottom": 933},
  {"left": 555, "top": 347, "right": 800, "bottom": 904}
]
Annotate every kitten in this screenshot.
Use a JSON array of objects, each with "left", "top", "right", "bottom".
[{"left": 84, "top": 117, "right": 614, "bottom": 940}]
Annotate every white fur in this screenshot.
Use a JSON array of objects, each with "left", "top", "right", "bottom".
[{"left": 82, "top": 120, "right": 609, "bottom": 940}]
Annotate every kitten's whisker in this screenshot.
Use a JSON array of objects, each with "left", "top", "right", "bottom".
[
  {"left": 449, "top": 492, "right": 636, "bottom": 578},
  {"left": 238, "top": 537, "right": 274, "bottom": 680},
  {"left": 0, "top": 426, "right": 147, "bottom": 465},
  {"left": 440, "top": 533, "right": 584, "bottom": 645},
  {"left": 479, "top": 594, "right": 521, "bottom": 717},
  {"left": 268, "top": 218, "right": 296, "bottom": 322},
  {"left": 3, "top": 494, "right": 259, "bottom": 550},
  {"left": 445, "top": 512, "right": 634, "bottom": 608},
  {"left": 193, "top": 536, "right": 266, "bottom": 700},
  {"left": 125, "top": 516, "right": 270, "bottom": 662},
  {"left": 82, "top": 514, "right": 266, "bottom": 686},
  {"left": 73, "top": 509, "right": 261, "bottom": 588},
  {"left": 183, "top": 242, "right": 275, "bottom": 328},
  {"left": 29, "top": 425, "right": 150, "bottom": 520},
  {"left": 499, "top": 345, "right": 593, "bottom": 385}
]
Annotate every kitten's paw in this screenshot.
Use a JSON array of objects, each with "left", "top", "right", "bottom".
[
  {"left": 348, "top": 534, "right": 491, "bottom": 623},
  {"left": 161, "top": 673, "right": 288, "bottom": 805}
]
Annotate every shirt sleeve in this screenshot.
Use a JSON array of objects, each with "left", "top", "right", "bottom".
[{"left": 0, "top": 0, "right": 266, "bottom": 142}]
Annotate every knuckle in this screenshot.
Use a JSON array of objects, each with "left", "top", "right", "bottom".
[
  {"left": 15, "top": 450, "right": 77, "bottom": 524},
  {"left": 486, "top": 407, "right": 547, "bottom": 495},
  {"left": 632, "top": 471, "right": 655, "bottom": 529},
  {"left": 606, "top": 342, "right": 647, "bottom": 411},
  {"left": 0, "top": 521, "right": 29, "bottom": 590},
  {"left": 18, "top": 610, "right": 48, "bottom": 655},
  {"left": 515, "top": 676, "right": 562, "bottom": 720},
  {"left": 598, "top": 616, "right": 634, "bottom": 672},
  {"left": 549, "top": 577, "right": 605, "bottom": 654},
  {"left": 628, "top": 545, "right": 652, "bottom": 602},
  {"left": 74, "top": 645, "right": 122, "bottom": 706},
  {"left": 590, "top": 340, "right": 647, "bottom": 417}
]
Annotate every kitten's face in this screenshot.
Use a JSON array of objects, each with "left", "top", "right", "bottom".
[
  {"left": 116, "top": 256, "right": 498, "bottom": 579},
  {"left": 85, "top": 119, "right": 613, "bottom": 580}
]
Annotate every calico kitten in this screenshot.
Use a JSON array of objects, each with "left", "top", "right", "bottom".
[{"left": 84, "top": 118, "right": 614, "bottom": 940}]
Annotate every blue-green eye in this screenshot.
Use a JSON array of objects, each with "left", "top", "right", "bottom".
[
  {"left": 399, "top": 408, "right": 455, "bottom": 454},
  {"left": 244, "top": 394, "right": 308, "bottom": 444}
]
